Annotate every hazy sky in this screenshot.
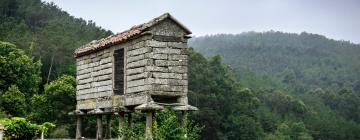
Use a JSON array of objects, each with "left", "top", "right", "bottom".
[{"left": 42, "top": 0, "right": 360, "bottom": 43}]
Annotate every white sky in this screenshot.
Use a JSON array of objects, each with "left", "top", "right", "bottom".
[{"left": 42, "top": 0, "right": 360, "bottom": 44}]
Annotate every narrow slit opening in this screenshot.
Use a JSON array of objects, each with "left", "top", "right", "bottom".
[{"left": 114, "top": 48, "right": 124, "bottom": 95}]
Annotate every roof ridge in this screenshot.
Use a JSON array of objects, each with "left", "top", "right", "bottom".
[{"left": 74, "top": 13, "right": 190, "bottom": 57}]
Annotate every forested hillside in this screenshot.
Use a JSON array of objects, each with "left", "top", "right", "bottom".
[
  {"left": 1, "top": 0, "right": 360, "bottom": 139},
  {"left": 190, "top": 32, "right": 360, "bottom": 139},
  {"left": 0, "top": 0, "right": 112, "bottom": 84},
  {"left": 190, "top": 32, "right": 360, "bottom": 92}
]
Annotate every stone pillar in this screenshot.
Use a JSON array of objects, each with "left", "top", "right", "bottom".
[
  {"left": 76, "top": 116, "right": 82, "bottom": 139},
  {"left": 118, "top": 112, "right": 125, "bottom": 140},
  {"left": 96, "top": 115, "right": 103, "bottom": 140},
  {"left": 105, "top": 115, "right": 112, "bottom": 139},
  {"left": 127, "top": 113, "right": 132, "bottom": 128},
  {"left": 145, "top": 112, "right": 153, "bottom": 140},
  {"left": 0, "top": 124, "right": 4, "bottom": 140},
  {"left": 181, "top": 111, "right": 188, "bottom": 137},
  {"left": 181, "top": 111, "right": 188, "bottom": 126}
]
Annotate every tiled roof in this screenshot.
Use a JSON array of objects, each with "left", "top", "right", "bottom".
[{"left": 74, "top": 13, "right": 191, "bottom": 58}]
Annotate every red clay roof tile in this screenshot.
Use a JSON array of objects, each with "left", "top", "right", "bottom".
[{"left": 74, "top": 13, "right": 191, "bottom": 58}]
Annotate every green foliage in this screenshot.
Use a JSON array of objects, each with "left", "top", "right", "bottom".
[
  {"left": 153, "top": 111, "right": 183, "bottom": 140},
  {"left": 0, "top": 109, "right": 8, "bottom": 119},
  {"left": 0, "top": 0, "right": 112, "bottom": 83},
  {"left": 265, "top": 91, "right": 307, "bottom": 117},
  {"left": 0, "top": 117, "right": 55, "bottom": 140},
  {"left": 190, "top": 32, "right": 360, "bottom": 92},
  {"left": 0, "top": 85, "right": 26, "bottom": 116},
  {"left": 0, "top": 41, "right": 41, "bottom": 96},
  {"left": 264, "top": 122, "right": 313, "bottom": 140},
  {"left": 31, "top": 75, "right": 76, "bottom": 123},
  {"left": 47, "top": 125, "right": 70, "bottom": 138},
  {"left": 317, "top": 89, "right": 360, "bottom": 123},
  {"left": 289, "top": 122, "right": 312, "bottom": 140},
  {"left": 226, "top": 115, "right": 262, "bottom": 140},
  {"left": 1, "top": 117, "right": 39, "bottom": 140},
  {"left": 188, "top": 48, "right": 265, "bottom": 139},
  {"left": 225, "top": 88, "right": 263, "bottom": 140},
  {"left": 153, "top": 109, "right": 203, "bottom": 140},
  {"left": 118, "top": 117, "right": 145, "bottom": 140},
  {"left": 38, "top": 122, "right": 56, "bottom": 137},
  {"left": 117, "top": 109, "right": 202, "bottom": 140},
  {"left": 190, "top": 32, "right": 360, "bottom": 139}
]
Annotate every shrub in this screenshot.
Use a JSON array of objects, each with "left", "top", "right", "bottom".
[
  {"left": 0, "top": 117, "right": 55, "bottom": 140},
  {"left": 1, "top": 117, "right": 38, "bottom": 140}
]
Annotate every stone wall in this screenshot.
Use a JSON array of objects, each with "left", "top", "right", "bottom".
[
  {"left": 75, "top": 17, "right": 190, "bottom": 109},
  {"left": 76, "top": 48, "right": 113, "bottom": 110},
  {"left": 125, "top": 37, "right": 188, "bottom": 104},
  {"left": 150, "top": 18, "right": 187, "bottom": 37}
]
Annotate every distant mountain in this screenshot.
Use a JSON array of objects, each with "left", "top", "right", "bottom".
[{"left": 189, "top": 31, "right": 360, "bottom": 93}]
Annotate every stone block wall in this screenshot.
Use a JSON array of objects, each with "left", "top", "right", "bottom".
[
  {"left": 76, "top": 48, "right": 113, "bottom": 110},
  {"left": 125, "top": 38, "right": 188, "bottom": 104},
  {"left": 75, "top": 17, "right": 191, "bottom": 109}
]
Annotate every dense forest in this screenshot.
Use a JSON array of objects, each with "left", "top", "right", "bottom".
[
  {"left": 0, "top": 0, "right": 112, "bottom": 85},
  {"left": 190, "top": 33, "right": 360, "bottom": 139},
  {"left": 1, "top": 0, "right": 360, "bottom": 139}
]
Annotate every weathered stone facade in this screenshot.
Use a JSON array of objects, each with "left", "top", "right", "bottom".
[
  {"left": 76, "top": 48, "right": 113, "bottom": 109},
  {"left": 72, "top": 13, "right": 197, "bottom": 139},
  {"left": 75, "top": 18, "right": 192, "bottom": 110}
]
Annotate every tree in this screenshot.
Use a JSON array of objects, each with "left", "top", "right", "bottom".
[
  {"left": 290, "top": 122, "right": 312, "bottom": 140},
  {"left": 265, "top": 122, "right": 313, "bottom": 140},
  {"left": 0, "top": 85, "right": 26, "bottom": 116},
  {"left": 226, "top": 115, "right": 262, "bottom": 140},
  {"left": 31, "top": 75, "right": 76, "bottom": 123},
  {"left": 0, "top": 117, "right": 55, "bottom": 140},
  {"left": 0, "top": 117, "right": 39, "bottom": 140},
  {"left": 0, "top": 41, "right": 41, "bottom": 97},
  {"left": 266, "top": 91, "right": 307, "bottom": 117},
  {"left": 225, "top": 88, "right": 263, "bottom": 140}
]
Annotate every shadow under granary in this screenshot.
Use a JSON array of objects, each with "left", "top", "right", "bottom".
[{"left": 70, "top": 13, "right": 197, "bottom": 140}]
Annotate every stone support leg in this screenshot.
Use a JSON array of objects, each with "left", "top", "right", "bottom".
[
  {"left": 97, "top": 115, "right": 103, "bottom": 140},
  {"left": 182, "top": 111, "right": 188, "bottom": 137},
  {"left": 127, "top": 113, "right": 132, "bottom": 128},
  {"left": 105, "top": 115, "right": 112, "bottom": 139},
  {"left": 118, "top": 112, "right": 125, "bottom": 140},
  {"left": 76, "top": 116, "right": 82, "bottom": 139},
  {"left": 145, "top": 112, "right": 153, "bottom": 140}
]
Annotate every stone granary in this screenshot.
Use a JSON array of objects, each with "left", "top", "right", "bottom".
[{"left": 71, "top": 13, "right": 197, "bottom": 140}]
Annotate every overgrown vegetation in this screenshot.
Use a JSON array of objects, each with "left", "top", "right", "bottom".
[
  {"left": 117, "top": 109, "right": 203, "bottom": 140},
  {"left": 0, "top": 117, "right": 54, "bottom": 140},
  {"left": 0, "top": 0, "right": 111, "bottom": 84}
]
